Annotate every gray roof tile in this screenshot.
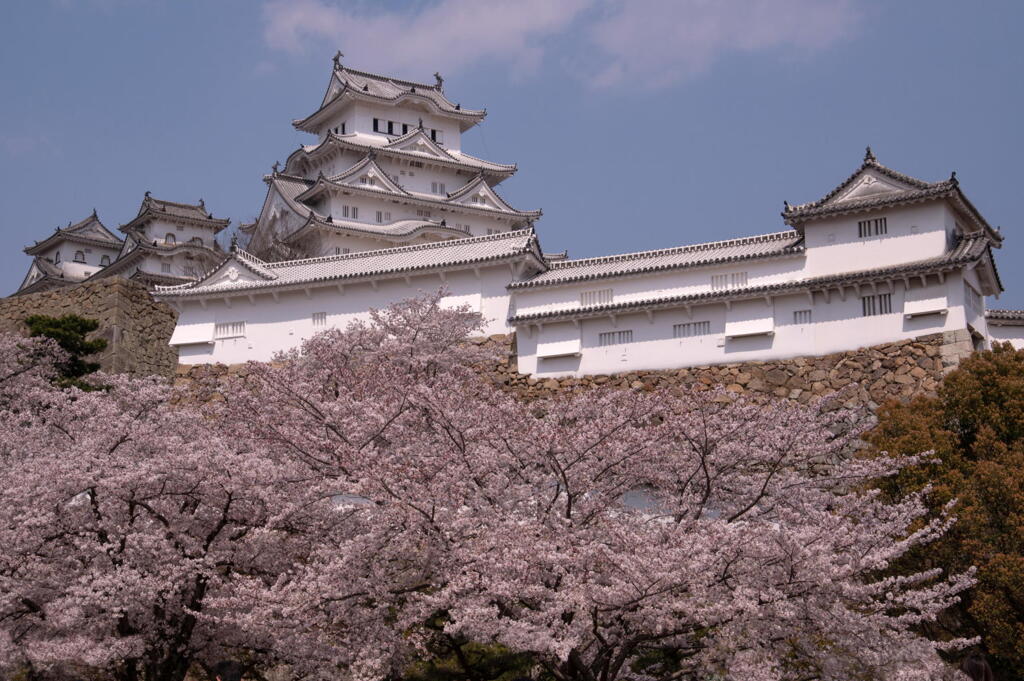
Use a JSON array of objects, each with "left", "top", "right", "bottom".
[{"left": 511, "top": 231, "right": 804, "bottom": 289}]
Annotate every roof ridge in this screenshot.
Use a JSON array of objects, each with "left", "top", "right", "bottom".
[
  {"left": 266, "top": 228, "right": 535, "bottom": 269},
  {"left": 341, "top": 66, "right": 439, "bottom": 92},
  {"left": 548, "top": 230, "right": 800, "bottom": 269}
]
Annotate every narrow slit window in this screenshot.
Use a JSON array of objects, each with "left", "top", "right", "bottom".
[
  {"left": 673, "top": 321, "right": 711, "bottom": 338},
  {"left": 793, "top": 309, "right": 812, "bottom": 324},
  {"left": 214, "top": 321, "right": 246, "bottom": 339},
  {"left": 312, "top": 312, "right": 327, "bottom": 328},
  {"left": 598, "top": 330, "right": 633, "bottom": 346},
  {"left": 861, "top": 293, "right": 893, "bottom": 317},
  {"left": 858, "top": 217, "right": 888, "bottom": 238},
  {"left": 580, "top": 288, "right": 613, "bottom": 306}
]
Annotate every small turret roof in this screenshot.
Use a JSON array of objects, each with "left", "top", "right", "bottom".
[
  {"left": 782, "top": 148, "right": 1000, "bottom": 243},
  {"left": 24, "top": 211, "right": 123, "bottom": 255},
  {"left": 120, "top": 194, "right": 230, "bottom": 234}
]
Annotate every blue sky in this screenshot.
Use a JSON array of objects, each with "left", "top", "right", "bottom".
[{"left": 1, "top": 0, "right": 1022, "bottom": 307}]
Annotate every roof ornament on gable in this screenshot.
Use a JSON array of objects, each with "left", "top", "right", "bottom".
[
  {"left": 230, "top": 233, "right": 238, "bottom": 253},
  {"left": 332, "top": 50, "right": 344, "bottom": 70},
  {"left": 434, "top": 72, "right": 444, "bottom": 90},
  {"left": 864, "top": 146, "right": 877, "bottom": 164},
  {"left": 272, "top": 161, "right": 280, "bottom": 174},
  {"left": 92, "top": 207, "right": 98, "bottom": 218}
]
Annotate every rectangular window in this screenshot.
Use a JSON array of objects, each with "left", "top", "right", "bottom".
[
  {"left": 161, "top": 263, "right": 171, "bottom": 273},
  {"left": 373, "top": 118, "right": 380, "bottom": 132},
  {"left": 964, "top": 282, "right": 983, "bottom": 316},
  {"left": 214, "top": 321, "right": 246, "bottom": 339},
  {"left": 387, "top": 121, "right": 394, "bottom": 135},
  {"left": 376, "top": 210, "right": 383, "bottom": 223},
  {"left": 431, "top": 181, "right": 447, "bottom": 195},
  {"left": 711, "top": 272, "right": 748, "bottom": 290},
  {"left": 410, "top": 161, "right": 424, "bottom": 169},
  {"left": 340, "top": 122, "right": 346, "bottom": 134},
  {"left": 861, "top": 293, "right": 893, "bottom": 317},
  {"left": 673, "top": 321, "right": 711, "bottom": 338},
  {"left": 184, "top": 265, "right": 196, "bottom": 277},
  {"left": 312, "top": 312, "right": 327, "bottom": 328},
  {"left": 342, "top": 205, "right": 349, "bottom": 218},
  {"left": 416, "top": 209, "right": 432, "bottom": 218},
  {"left": 342, "top": 248, "right": 350, "bottom": 254},
  {"left": 402, "top": 123, "right": 409, "bottom": 135},
  {"left": 598, "top": 330, "right": 633, "bottom": 347},
  {"left": 580, "top": 288, "right": 614, "bottom": 306},
  {"left": 351, "top": 207, "right": 358, "bottom": 219},
  {"left": 793, "top": 309, "right": 812, "bottom": 324},
  {"left": 858, "top": 217, "right": 888, "bottom": 238}
]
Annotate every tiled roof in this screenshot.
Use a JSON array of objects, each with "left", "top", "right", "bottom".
[
  {"left": 295, "top": 166, "right": 541, "bottom": 219},
  {"left": 24, "top": 211, "right": 123, "bottom": 254},
  {"left": 986, "top": 309, "right": 1024, "bottom": 325},
  {"left": 783, "top": 148, "right": 1000, "bottom": 242},
  {"left": 121, "top": 194, "right": 230, "bottom": 233},
  {"left": 284, "top": 214, "right": 473, "bottom": 244},
  {"left": 155, "top": 229, "right": 542, "bottom": 298},
  {"left": 510, "top": 231, "right": 804, "bottom": 289},
  {"left": 287, "top": 132, "right": 516, "bottom": 178},
  {"left": 510, "top": 235, "right": 992, "bottom": 323},
  {"left": 294, "top": 61, "right": 485, "bottom": 133}
]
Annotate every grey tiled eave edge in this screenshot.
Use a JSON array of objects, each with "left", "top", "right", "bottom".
[{"left": 509, "top": 232, "right": 805, "bottom": 290}]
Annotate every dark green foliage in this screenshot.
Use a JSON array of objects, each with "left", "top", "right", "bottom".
[
  {"left": 867, "top": 342, "right": 1024, "bottom": 678},
  {"left": 24, "top": 314, "right": 107, "bottom": 388}
]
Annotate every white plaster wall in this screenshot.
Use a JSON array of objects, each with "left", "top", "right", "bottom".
[
  {"left": 140, "top": 218, "right": 220, "bottom": 249},
  {"left": 801, "top": 203, "right": 952, "bottom": 277},
  {"left": 327, "top": 102, "right": 462, "bottom": 152},
  {"left": 989, "top": 325, "right": 1024, "bottom": 349},
  {"left": 171, "top": 265, "right": 514, "bottom": 364},
  {"left": 512, "top": 256, "right": 807, "bottom": 319},
  {"left": 44, "top": 243, "right": 121, "bottom": 279},
  {"left": 516, "top": 275, "right": 968, "bottom": 378}
]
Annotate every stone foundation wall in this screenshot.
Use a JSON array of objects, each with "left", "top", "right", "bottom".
[
  {"left": 1, "top": 279, "right": 179, "bottom": 377},
  {"left": 177, "top": 329, "right": 976, "bottom": 410}
]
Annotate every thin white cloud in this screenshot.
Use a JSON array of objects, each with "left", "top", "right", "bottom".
[
  {"left": 262, "top": 0, "right": 589, "bottom": 79},
  {"left": 260, "top": 0, "right": 861, "bottom": 89},
  {"left": 587, "top": 0, "right": 861, "bottom": 89},
  {"left": 0, "top": 133, "right": 58, "bottom": 159}
]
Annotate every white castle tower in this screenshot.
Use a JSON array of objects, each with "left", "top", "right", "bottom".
[{"left": 240, "top": 52, "right": 540, "bottom": 261}]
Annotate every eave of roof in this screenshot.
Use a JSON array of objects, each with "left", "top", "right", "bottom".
[
  {"left": 155, "top": 228, "right": 544, "bottom": 299},
  {"left": 284, "top": 214, "right": 474, "bottom": 244},
  {"left": 510, "top": 235, "right": 990, "bottom": 324},
  {"left": 511, "top": 230, "right": 805, "bottom": 290},
  {"left": 986, "top": 309, "right": 1024, "bottom": 326},
  {"left": 295, "top": 171, "right": 542, "bottom": 220},
  {"left": 25, "top": 230, "right": 124, "bottom": 255},
  {"left": 120, "top": 195, "right": 230, "bottom": 234},
  {"left": 285, "top": 131, "right": 516, "bottom": 178}
]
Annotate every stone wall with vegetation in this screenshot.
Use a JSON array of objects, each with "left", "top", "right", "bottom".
[
  {"left": 177, "top": 329, "right": 976, "bottom": 411},
  {"left": 0, "top": 279, "right": 179, "bottom": 377}
]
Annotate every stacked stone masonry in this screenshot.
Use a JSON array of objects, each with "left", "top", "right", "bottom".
[
  {"left": 176, "top": 330, "right": 976, "bottom": 412},
  {"left": 0, "top": 278, "right": 179, "bottom": 377}
]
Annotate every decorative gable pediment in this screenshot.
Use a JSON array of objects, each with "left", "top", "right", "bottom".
[
  {"left": 202, "top": 256, "right": 276, "bottom": 290},
  {"left": 331, "top": 156, "right": 408, "bottom": 195},
  {"left": 447, "top": 176, "right": 515, "bottom": 212},
  {"left": 828, "top": 170, "right": 914, "bottom": 205},
  {"left": 385, "top": 129, "right": 452, "bottom": 161}
]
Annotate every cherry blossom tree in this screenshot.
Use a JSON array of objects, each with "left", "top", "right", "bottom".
[
  {"left": 216, "top": 295, "right": 976, "bottom": 681},
  {"left": 0, "top": 334, "right": 332, "bottom": 681}
]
